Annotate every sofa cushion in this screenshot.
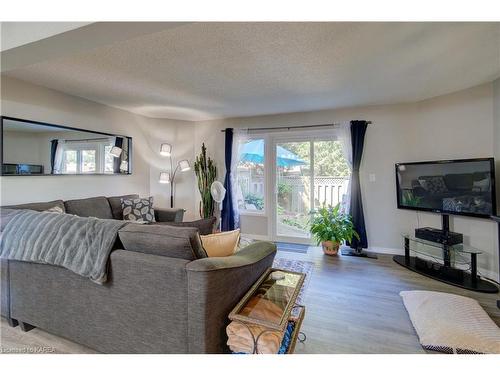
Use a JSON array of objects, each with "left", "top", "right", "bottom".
[
  {"left": 154, "top": 208, "right": 185, "bottom": 223},
  {"left": 156, "top": 217, "right": 216, "bottom": 235},
  {"left": 64, "top": 196, "right": 113, "bottom": 219},
  {"left": 118, "top": 224, "right": 207, "bottom": 260},
  {"left": 2, "top": 199, "right": 66, "bottom": 213},
  {"left": 108, "top": 194, "right": 139, "bottom": 220}
]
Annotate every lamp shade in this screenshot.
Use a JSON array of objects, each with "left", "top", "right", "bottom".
[
  {"left": 179, "top": 160, "right": 190, "bottom": 172},
  {"left": 109, "top": 146, "right": 123, "bottom": 158},
  {"left": 119, "top": 160, "right": 128, "bottom": 172},
  {"left": 159, "top": 172, "right": 170, "bottom": 184},
  {"left": 160, "top": 143, "right": 172, "bottom": 157}
]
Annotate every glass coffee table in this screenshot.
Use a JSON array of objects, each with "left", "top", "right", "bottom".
[{"left": 228, "top": 268, "right": 306, "bottom": 354}]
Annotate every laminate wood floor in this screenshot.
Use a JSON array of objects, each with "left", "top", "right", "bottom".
[{"left": 1, "top": 247, "right": 499, "bottom": 354}]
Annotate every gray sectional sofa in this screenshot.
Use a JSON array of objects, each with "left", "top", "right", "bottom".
[{"left": 0, "top": 194, "right": 276, "bottom": 353}]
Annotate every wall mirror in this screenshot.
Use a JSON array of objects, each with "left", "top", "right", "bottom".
[{"left": 1, "top": 116, "right": 132, "bottom": 176}]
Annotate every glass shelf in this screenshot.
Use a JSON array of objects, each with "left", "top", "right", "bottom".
[
  {"left": 401, "top": 234, "right": 482, "bottom": 255},
  {"left": 395, "top": 234, "right": 497, "bottom": 293}
]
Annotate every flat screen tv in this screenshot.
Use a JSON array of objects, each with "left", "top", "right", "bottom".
[{"left": 396, "top": 158, "right": 496, "bottom": 218}]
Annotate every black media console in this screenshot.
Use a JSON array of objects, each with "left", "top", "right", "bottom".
[{"left": 393, "top": 214, "right": 499, "bottom": 293}]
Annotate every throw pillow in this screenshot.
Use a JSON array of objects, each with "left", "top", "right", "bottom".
[
  {"left": 44, "top": 205, "right": 65, "bottom": 214},
  {"left": 200, "top": 229, "right": 241, "bottom": 257},
  {"left": 119, "top": 224, "right": 206, "bottom": 260},
  {"left": 121, "top": 196, "right": 156, "bottom": 223}
]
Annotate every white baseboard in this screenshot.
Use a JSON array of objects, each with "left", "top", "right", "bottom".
[{"left": 367, "top": 246, "right": 404, "bottom": 255}]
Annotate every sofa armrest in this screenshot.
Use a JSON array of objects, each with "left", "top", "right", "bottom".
[
  {"left": 185, "top": 241, "right": 277, "bottom": 353},
  {"left": 154, "top": 207, "right": 185, "bottom": 223},
  {"left": 186, "top": 241, "right": 276, "bottom": 272}
]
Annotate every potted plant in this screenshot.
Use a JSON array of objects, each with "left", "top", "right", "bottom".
[{"left": 309, "top": 204, "right": 360, "bottom": 256}]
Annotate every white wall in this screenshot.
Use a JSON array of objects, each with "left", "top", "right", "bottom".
[
  {"left": 195, "top": 83, "right": 499, "bottom": 280},
  {"left": 3, "top": 130, "right": 46, "bottom": 168},
  {"left": 0, "top": 76, "right": 197, "bottom": 220}
]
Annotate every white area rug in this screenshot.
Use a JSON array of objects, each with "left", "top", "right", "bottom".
[{"left": 400, "top": 290, "right": 500, "bottom": 354}]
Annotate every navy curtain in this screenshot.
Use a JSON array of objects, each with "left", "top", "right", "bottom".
[
  {"left": 113, "top": 137, "right": 124, "bottom": 173},
  {"left": 348, "top": 120, "right": 368, "bottom": 250},
  {"left": 50, "top": 140, "right": 58, "bottom": 174},
  {"left": 221, "top": 128, "right": 236, "bottom": 231}
]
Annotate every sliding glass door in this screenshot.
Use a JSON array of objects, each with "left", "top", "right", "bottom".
[
  {"left": 275, "top": 141, "right": 311, "bottom": 240},
  {"left": 272, "top": 136, "right": 350, "bottom": 244}
]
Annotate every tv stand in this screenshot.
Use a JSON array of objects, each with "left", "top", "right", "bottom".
[
  {"left": 490, "top": 215, "right": 500, "bottom": 308},
  {"left": 393, "top": 215, "right": 498, "bottom": 293},
  {"left": 440, "top": 214, "right": 461, "bottom": 268}
]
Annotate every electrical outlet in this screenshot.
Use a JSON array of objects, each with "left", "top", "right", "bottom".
[{"left": 369, "top": 173, "right": 376, "bottom": 182}]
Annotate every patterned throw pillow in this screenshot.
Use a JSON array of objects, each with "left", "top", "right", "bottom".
[{"left": 121, "top": 197, "right": 156, "bottom": 223}]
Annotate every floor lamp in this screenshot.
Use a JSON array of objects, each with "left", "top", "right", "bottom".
[
  {"left": 159, "top": 143, "right": 191, "bottom": 208},
  {"left": 109, "top": 145, "right": 129, "bottom": 173}
]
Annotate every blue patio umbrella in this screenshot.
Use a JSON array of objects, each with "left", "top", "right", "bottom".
[{"left": 239, "top": 139, "right": 306, "bottom": 167}]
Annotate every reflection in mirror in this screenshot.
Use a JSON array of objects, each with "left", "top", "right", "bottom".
[{"left": 1, "top": 117, "right": 132, "bottom": 175}]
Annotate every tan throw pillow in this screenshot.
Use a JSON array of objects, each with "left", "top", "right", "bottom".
[{"left": 200, "top": 229, "right": 240, "bottom": 257}]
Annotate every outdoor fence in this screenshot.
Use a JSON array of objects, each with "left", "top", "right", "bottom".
[{"left": 238, "top": 173, "right": 350, "bottom": 213}]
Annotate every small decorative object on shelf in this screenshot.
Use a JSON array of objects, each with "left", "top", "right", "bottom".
[
  {"left": 227, "top": 267, "right": 307, "bottom": 354},
  {"left": 309, "top": 203, "right": 359, "bottom": 256}
]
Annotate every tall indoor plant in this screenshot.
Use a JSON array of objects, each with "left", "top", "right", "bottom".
[
  {"left": 310, "top": 204, "right": 360, "bottom": 256},
  {"left": 194, "top": 143, "right": 217, "bottom": 218}
]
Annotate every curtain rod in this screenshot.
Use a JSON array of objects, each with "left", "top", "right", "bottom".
[
  {"left": 220, "top": 121, "right": 372, "bottom": 133},
  {"left": 56, "top": 137, "right": 113, "bottom": 143}
]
